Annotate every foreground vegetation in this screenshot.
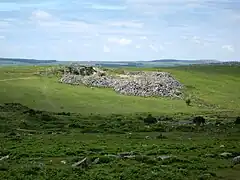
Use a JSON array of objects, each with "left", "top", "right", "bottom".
[
  {"left": 0, "top": 65, "right": 240, "bottom": 179},
  {"left": 1, "top": 103, "right": 240, "bottom": 180}
]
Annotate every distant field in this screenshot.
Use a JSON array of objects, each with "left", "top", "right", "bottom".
[{"left": 0, "top": 65, "right": 239, "bottom": 115}]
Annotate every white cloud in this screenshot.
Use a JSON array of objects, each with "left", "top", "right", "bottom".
[
  {"left": 127, "top": 0, "right": 211, "bottom": 5},
  {"left": 30, "top": 10, "right": 93, "bottom": 34},
  {"left": 29, "top": 11, "right": 146, "bottom": 35},
  {"left": 159, "top": 45, "right": 164, "bottom": 50},
  {"left": 126, "top": 0, "right": 200, "bottom": 14},
  {"left": 126, "top": 0, "right": 236, "bottom": 18},
  {"left": 222, "top": 45, "right": 235, "bottom": 52},
  {"left": 136, "top": 45, "right": 141, "bottom": 49},
  {"left": 32, "top": 16, "right": 92, "bottom": 33},
  {"left": 149, "top": 44, "right": 158, "bottom": 52},
  {"left": 87, "top": 3, "right": 127, "bottom": 10},
  {"left": 231, "top": 12, "right": 240, "bottom": 22},
  {"left": 56, "top": 21, "right": 89, "bottom": 29},
  {"left": 31, "top": 10, "right": 52, "bottom": 20},
  {"left": 26, "top": 45, "right": 36, "bottom": 49},
  {"left": 83, "top": 43, "right": 90, "bottom": 47},
  {"left": 164, "top": 42, "right": 173, "bottom": 45},
  {"left": 180, "top": 35, "right": 188, "bottom": 40},
  {"left": 104, "top": 45, "right": 110, "bottom": 53},
  {"left": 140, "top": 36, "right": 148, "bottom": 40},
  {"left": 107, "top": 21, "right": 143, "bottom": 28},
  {"left": 192, "top": 36, "right": 201, "bottom": 44},
  {"left": 108, "top": 37, "right": 132, "bottom": 45},
  {"left": 181, "top": 35, "right": 214, "bottom": 46},
  {"left": 1, "top": 1, "right": 238, "bottom": 61},
  {"left": 0, "top": 21, "right": 10, "bottom": 28}
]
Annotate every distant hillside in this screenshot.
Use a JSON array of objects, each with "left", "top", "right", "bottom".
[
  {"left": 209, "top": 61, "right": 240, "bottom": 66},
  {"left": 95, "top": 59, "right": 222, "bottom": 68},
  {"left": 0, "top": 58, "right": 57, "bottom": 65},
  {"left": 150, "top": 59, "right": 220, "bottom": 63},
  {"left": 1, "top": 57, "right": 237, "bottom": 67}
]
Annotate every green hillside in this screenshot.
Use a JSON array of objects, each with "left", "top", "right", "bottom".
[
  {"left": 0, "top": 65, "right": 240, "bottom": 180},
  {"left": 0, "top": 65, "right": 239, "bottom": 115}
]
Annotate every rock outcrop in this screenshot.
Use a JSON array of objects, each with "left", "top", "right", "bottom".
[{"left": 59, "top": 64, "right": 183, "bottom": 98}]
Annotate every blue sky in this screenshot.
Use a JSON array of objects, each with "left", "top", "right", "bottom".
[{"left": 0, "top": 0, "right": 239, "bottom": 61}]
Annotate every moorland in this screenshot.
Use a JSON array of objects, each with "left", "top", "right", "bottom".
[{"left": 0, "top": 64, "right": 240, "bottom": 180}]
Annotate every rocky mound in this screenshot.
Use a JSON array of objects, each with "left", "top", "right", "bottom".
[
  {"left": 59, "top": 64, "right": 183, "bottom": 98},
  {"left": 113, "top": 72, "right": 182, "bottom": 97},
  {"left": 64, "top": 63, "right": 97, "bottom": 76}
]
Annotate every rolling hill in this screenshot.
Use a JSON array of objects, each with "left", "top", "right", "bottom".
[{"left": 0, "top": 57, "right": 228, "bottom": 67}]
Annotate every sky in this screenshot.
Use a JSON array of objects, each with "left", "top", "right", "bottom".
[{"left": 0, "top": 0, "right": 239, "bottom": 61}]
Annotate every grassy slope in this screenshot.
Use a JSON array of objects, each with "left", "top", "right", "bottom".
[
  {"left": 0, "top": 65, "right": 239, "bottom": 115},
  {"left": 170, "top": 66, "right": 240, "bottom": 111},
  {"left": 1, "top": 65, "right": 240, "bottom": 180},
  {"left": 0, "top": 104, "right": 240, "bottom": 180}
]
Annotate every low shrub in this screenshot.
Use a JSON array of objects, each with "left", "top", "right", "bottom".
[
  {"left": 235, "top": 117, "right": 240, "bottom": 124},
  {"left": 144, "top": 114, "right": 157, "bottom": 124}
]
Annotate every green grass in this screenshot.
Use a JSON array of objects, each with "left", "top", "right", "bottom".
[
  {"left": 0, "top": 104, "right": 240, "bottom": 180},
  {"left": 0, "top": 65, "right": 239, "bottom": 115},
  {"left": 0, "top": 65, "right": 240, "bottom": 179}
]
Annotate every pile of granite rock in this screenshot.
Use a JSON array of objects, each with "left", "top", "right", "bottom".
[{"left": 59, "top": 64, "right": 183, "bottom": 98}]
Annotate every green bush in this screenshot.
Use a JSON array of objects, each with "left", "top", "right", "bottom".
[
  {"left": 156, "top": 133, "right": 167, "bottom": 139},
  {"left": 185, "top": 98, "right": 191, "bottom": 106},
  {"left": 144, "top": 114, "right": 157, "bottom": 124},
  {"left": 235, "top": 117, "right": 240, "bottom": 124}
]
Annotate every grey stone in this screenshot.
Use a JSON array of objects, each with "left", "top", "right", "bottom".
[
  {"left": 59, "top": 66, "right": 183, "bottom": 98},
  {"left": 61, "top": 160, "right": 66, "bottom": 164},
  {"left": 65, "top": 64, "right": 97, "bottom": 76},
  {"left": 204, "top": 153, "right": 215, "bottom": 158},
  {"left": 122, "top": 155, "right": 136, "bottom": 159},
  {"left": 118, "top": 152, "right": 135, "bottom": 158},
  {"left": 92, "top": 158, "right": 100, "bottom": 164},
  {"left": 220, "top": 152, "right": 232, "bottom": 157},
  {"left": 157, "top": 155, "right": 175, "bottom": 160},
  {"left": 232, "top": 156, "right": 240, "bottom": 165},
  {"left": 0, "top": 155, "right": 9, "bottom": 161},
  {"left": 105, "top": 154, "right": 120, "bottom": 158},
  {"left": 72, "top": 157, "right": 88, "bottom": 167}
]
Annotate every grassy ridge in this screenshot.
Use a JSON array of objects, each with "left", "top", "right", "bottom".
[{"left": 0, "top": 65, "right": 239, "bottom": 115}]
